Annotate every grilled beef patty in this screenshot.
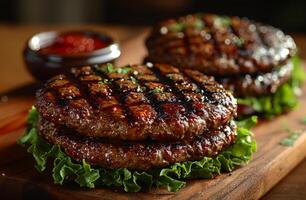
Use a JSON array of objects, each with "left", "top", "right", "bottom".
[
  {"left": 145, "top": 14, "right": 296, "bottom": 76},
  {"left": 36, "top": 64, "right": 236, "bottom": 141},
  {"left": 38, "top": 116, "right": 236, "bottom": 170},
  {"left": 218, "top": 61, "right": 293, "bottom": 97}
]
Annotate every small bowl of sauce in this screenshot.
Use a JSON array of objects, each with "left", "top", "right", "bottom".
[{"left": 24, "top": 30, "right": 121, "bottom": 81}]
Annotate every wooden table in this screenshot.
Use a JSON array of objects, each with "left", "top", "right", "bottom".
[{"left": 0, "top": 24, "right": 305, "bottom": 199}]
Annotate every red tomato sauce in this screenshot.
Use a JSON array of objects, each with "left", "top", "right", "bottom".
[{"left": 39, "top": 33, "right": 108, "bottom": 55}]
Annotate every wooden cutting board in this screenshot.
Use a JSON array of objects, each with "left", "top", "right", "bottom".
[{"left": 0, "top": 32, "right": 306, "bottom": 200}]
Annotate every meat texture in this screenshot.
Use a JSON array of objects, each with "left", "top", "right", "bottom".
[
  {"left": 218, "top": 61, "right": 293, "bottom": 97},
  {"left": 36, "top": 63, "right": 236, "bottom": 141},
  {"left": 38, "top": 117, "right": 237, "bottom": 170},
  {"left": 145, "top": 14, "right": 296, "bottom": 76}
]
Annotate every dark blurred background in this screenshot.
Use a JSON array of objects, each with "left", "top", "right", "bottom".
[{"left": 0, "top": 0, "right": 306, "bottom": 32}]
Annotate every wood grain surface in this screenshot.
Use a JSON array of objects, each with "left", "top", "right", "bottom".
[{"left": 0, "top": 24, "right": 305, "bottom": 200}]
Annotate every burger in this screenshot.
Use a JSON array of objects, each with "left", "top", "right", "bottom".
[
  {"left": 145, "top": 14, "right": 305, "bottom": 118},
  {"left": 19, "top": 63, "right": 256, "bottom": 192}
]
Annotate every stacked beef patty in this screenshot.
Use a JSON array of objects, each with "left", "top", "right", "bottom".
[
  {"left": 36, "top": 63, "right": 237, "bottom": 170},
  {"left": 145, "top": 14, "right": 298, "bottom": 116}
]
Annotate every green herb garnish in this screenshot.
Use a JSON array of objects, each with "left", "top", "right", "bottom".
[
  {"left": 136, "top": 86, "right": 145, "bottom": 93},
  {"left": 301, "top": 116, "right": 306, "bottom": 125},
  {"left": 97, "top": 63, "right": 131, "bottom": 74},
  {"left": 168, "top": 22, "right": 185, "bottom": 32},
  {"left": 279, "top": 132, "right": 301, "bottom": 146},
  {"left": 148, "top": 87, "right": 164, "bottom": 94},
  {"left": 167, "top": 17, "right": 204, "bottom": 32},
  {"left": 97, "top": 63, "right": 115, "bottom": 73},
  {"left": 130, "top": 76, "right": 138, "bottom": 84},
  {"left": 98, "top": 79, "right": 110, "bottom": 85},
  {"left": 214, "top": 16, "right": 231, "bottom": 28},
  {"left": 19, "top": 108, "right": 257, "bottom": 192},
  {"left": 166, "top": 74, "right": 175, "bottom": 78},
  {"left": 192, "top": 18, "right": 205, "bottom": 30},
  {"left": 232, "top": 36, "right": 245, "bottom": 47},
  {"left": 115, "top": 66, "right": 132, "bottom": 74}
]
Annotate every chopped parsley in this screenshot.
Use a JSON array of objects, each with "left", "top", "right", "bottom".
[
  {"left": 130, "top": 76, "right": 138, "bottom": 84},
  {"left": 167, "top": 17, "right": 204, "bottom": 32},
  {"left": 166, "top": 74, "right": 175, "bottom": 78},
  {"left": 98, "top": 79, "right": 110, "bottom": 85},
  {"left": 192, "top": 18, "right": 205, "bottom": 30},
  {"left": 149, "top": 87, "right": 164, "bottom": 94},
  {"left": 214, "top": 16, "right": 231, "bottom": 28},
  {"left": 136, "top": 86, "right": 146, "bottom": 93},
  {"left": 97, "top": 63, "right": 115, "bottom": 73},
  {"left": 279, "top": 132, "right": 301, "bottom": 147},
  {"left": 168, "top": 22, "right": 185, "bottom": 32},
  {"left": 97, "top": 63, "right": 131, "bottom": 74},
  {"left": 232, "top": 36, "right": 245, "bottom": 47},
  {"left": 301, "top": 116, "right": 306, "bottom": 125},
  {"left": 115, "top": 66, "right": 132, "bottom": 74}
]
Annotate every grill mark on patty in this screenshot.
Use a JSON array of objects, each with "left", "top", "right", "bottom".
[
  {"left": 94, "top": 64, "right": 166, "bottom": 122},
  {"left": 70, "top": 65, "right": 155, "bottom": 125},
  {"left": 154, "top": 63, "right": 215, "bottom": 111},
  {"left": 227, "top": 17, "right": 254, "bottom": 64},
  {"left": 128, "top": 66, "right": 166, "bottom": 120},
  {"left": 205, "top": 15, "right": 261, "bottom": 74},
  {"left": 181, "top": 68, "right": 238, "bottom": 124},
  {"left": 203, "top": 14, "right": 222, "bottom": 59},
  {"left": 36, "top": 64, "right": 237, "bottom": 141},
  {"left": 67, "top": 66, "right": 126, "bottom": 121},
  {"left": 45, "top": 75, "right": 84, "bottom": 107},
  {"left": 92, "top": 65, "right": 136, "bottom": 125},
  {"left": 68, "top": 68, "right": 102, "bottom": 110},
  {"left": 150, "top": 64, "right": 194, "bottom": 116},
  {"left": 145, "top": 13, "right": 296, "bottom": 76},
  {"left": 256, "top": 24, "right": 273, "bottom": 49},
  {"left": 230, "top": 17, "right": 260, "bottom": 72},
  {"left": 254, "top": 24, "right": 273, "bottom": 70},
  {"left": 180, "top": 68, "right": 221, "bottom": 105}
]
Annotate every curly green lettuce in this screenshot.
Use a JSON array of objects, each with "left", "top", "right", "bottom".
[
  {"left": 238, "top": 56, "right": 305, "bottom": 118},
  {"left": 18, "top": 107, "right": 257, "bottom": 192}
]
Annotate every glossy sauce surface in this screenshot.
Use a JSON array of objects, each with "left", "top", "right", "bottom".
[{"left": 39, "top": 33, "right": 108, "bottom": 55}]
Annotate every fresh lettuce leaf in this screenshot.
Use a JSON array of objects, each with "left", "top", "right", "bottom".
[
  {"left": 25, "top": 105, "right": 39, "bottom": 127},
  {"left": 236, "top": 115, "right": 258, "bottom": 129},
  {"left": 238, "top": 56, "right": 305, "bottom": 118},
  {"left": 291, "top": 56, "right": 306, "bottom": 87},
  {"left": 19, "top": 107, "right": 257, "bottom": 192}
]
